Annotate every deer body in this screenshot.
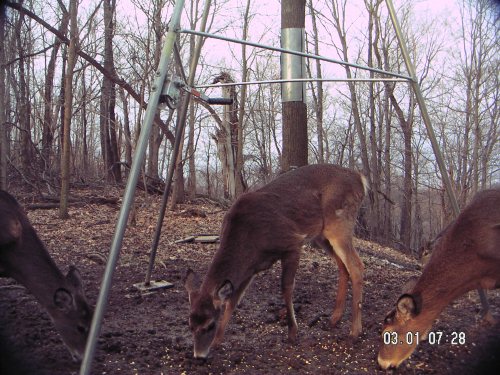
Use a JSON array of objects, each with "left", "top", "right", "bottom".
[
  {"left": 0, "top": 190, "right": 92, "bottom": 361},
  {"left": 378, "top": 187, "right": 500, "bottom": 369},
  {"left": 185, "top": 164, "right": 367, "bottom": 358}
]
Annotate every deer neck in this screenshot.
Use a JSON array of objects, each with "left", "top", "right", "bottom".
[
  {"left": 8, "top": 230, "right": 66, "bottom": 309},
  {"left": 201, "top": 242, "right": 257, "bottom": 297},
  {"left": 411, "top": 259, "right": 477, "bottom": 326}
]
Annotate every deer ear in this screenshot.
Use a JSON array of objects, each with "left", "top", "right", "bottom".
[
  {"left": 0, "top": 217, "right": 22, "bottom": 246},
  {"left": 396, "top": 294, "right": 418, "bottom": 318},
  {"left": 66, "top": 266, "right": 83, "bottom": 290},
  {"left": 184, "top": 269, "right": 198, "bottom": 293},
  {"left": 217, "top": 280, "right": 234, "bottom": 302},
  {"left": 402, "top": 277, "right": 418, "bottom": 294},
  {"left": 54, "top": 288, "right": 74, "bottom": 313}
]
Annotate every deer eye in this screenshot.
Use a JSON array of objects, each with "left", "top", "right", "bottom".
[
  {"left": 384, "top": 311, "right": 395, "bottom": 325},
  {"left": 77, "top": 324, "right": 88, "bottom": 335},
  {"left": 205, "top": 322, "right": 216, "bottom": 332}
]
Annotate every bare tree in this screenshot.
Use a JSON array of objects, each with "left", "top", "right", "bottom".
[
  {"left": 455, "top": 0, "right": 499, "bottom": 200},
  {"left": 0, "top": 3, "right": 7, "bottom": 189},
  {"left": 100, "top": 0, "right": 121, "bottom": 183},
  {"left": 14, "top": 4, "right": 33, "bottom": 177},
  {"left": 306, "top": 0, "right": 324, "bottom": 164},
  {"left": 42, "top": 1, "right": 69, "bottom": 176},
  {"left": 59, "top": 0, "right": 78, "bottom": 218}
]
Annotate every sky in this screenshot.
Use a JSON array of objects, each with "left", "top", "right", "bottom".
[{"left": 168, "top": 0, "right": 464, "bottom": 87}]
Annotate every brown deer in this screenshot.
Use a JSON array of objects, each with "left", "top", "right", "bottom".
[
  {"left": 185, "top": 164, "right": 368, "bottom": 358},
  {"left": 378, "top": 187, "right": 500, "bottom": 369},
  {"left": 0, "top": 190, "right": 93, "bottom": 361}
]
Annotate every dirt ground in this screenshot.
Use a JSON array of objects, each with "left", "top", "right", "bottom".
[{"left": 1, "top": 189, "right": 499, "bottom": 374}]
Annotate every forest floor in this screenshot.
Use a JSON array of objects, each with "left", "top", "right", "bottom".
[{"left": 1, "top": 187, "right": 499, "bottom": 375}]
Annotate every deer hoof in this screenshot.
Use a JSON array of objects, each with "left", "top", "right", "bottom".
[
  {"left": 481, "top": 311, "right": 497, "bottom": 326},
  {"left": 287, "top": 328, "right": 298, "bottom": 344},
  {"left": 349, "top": 327, "right": 362, "bottom": 340},
  {"left": 330, "top": 315, "right": 342, "bottom": 328}
]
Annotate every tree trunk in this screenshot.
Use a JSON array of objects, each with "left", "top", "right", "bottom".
[
  {"left": 307, "top": 0, "right": 324, "bottom": 163},
  {"left": 366, "top": 0, "right": 381, "bottom": 241},
  {"left": 235, "top": 0, "right": 251, "bottom": 195},
  {"left": 120, "top": 88, "right": 132, "bottom": 178},
  {"left": 330, "top": 0, "right": 370, "bottom": 178},
  {"left": 15, "top": 8, "right": 32, "bottom": 177},
  {"left": 100, "top": 0, "right": 121, "bottom": 183},
  {"left": 0, "top": 4, "right": 7, "bottom": 189},
  {"left": 42, "top": 4, "right": 69, "bottom": 175},
  {"left": 281, "top": 0, "right": 308, "bottom": 171},
  {"left": 59, "top": 0, "right": 78, "bottom": 219},
  {"left": 187, "top": 99, "right": 196, "bottom": 200},
  {"left": 389, "top": 93, "right": 412, "bottom": 252},
  {"left": 212, "top": 72, "right": 241, "bottom": 199},
  {"left": 81, "top": 70, "right": 89, "bottom": 178}
]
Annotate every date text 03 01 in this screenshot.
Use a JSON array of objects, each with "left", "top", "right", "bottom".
[{"left": 383, "top": 331, "right": 466, "bottom": 346}]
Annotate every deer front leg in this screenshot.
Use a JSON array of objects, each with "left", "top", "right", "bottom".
[
  {"left": 281, "top": 251, "right": 300, "bottom": 344},
  {"left": 213, "top": 301, "right": 235, "bottom": 346}
]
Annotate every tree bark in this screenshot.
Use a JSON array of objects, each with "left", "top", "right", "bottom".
[
  {"left": 235, "top": 0, "right": 251, "bottom": 195},
  {"left": 0, "top": 3, "right": 7, "bottom": 189},
  {"left": 389, "top": 92, "right": 413, "bottom": 252},
  {"left": 281, "top": 0, "right": 308, "bottom": 171},
  {"left": 146, "top": 0, "right": 166, "bottom": 181},
  {"left": 307, "top": 0, "right": 324, "bottom": 163},
  {"left": 42, "top": 3, "right": 69, "bottom": 175},
  {"left": 59, "top": 0, "right": 78, "bottom": 219},
  {"left": 330, "top": 0, "right": 370, "bottom": 177},
  {"left": 366, "top": 0, "right": 381, "bottom": 241},
  {"left": 100, "top": 0, "right": 121, "bottom": 183},
  {"left": 4, "top": 1, "right": 175, "bottom": 146},
  {"left": 15, "top": 6, "right": 32, "bottom": 176}
]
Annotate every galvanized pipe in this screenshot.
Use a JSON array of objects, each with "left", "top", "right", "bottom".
[
  {"left": 143, "top": 0, "right": 212, "bottom": 286},
  {"left": 385, "top": 0, "right": 460, "bottom": 216},
  {"left": 194, "top": 77, "right": 408, "bottom": 89},
  {"left": 281, "top": 27, "right": 306, "bottom": 102},
  {"left": 180, "top": 28, "right": 413, "bottom": 80},
  {"left": 385, "top": 0, "right": 491, "bottom": 320},
  {"left": 78, "top": 0, "right": 186, "bottom": 374}
]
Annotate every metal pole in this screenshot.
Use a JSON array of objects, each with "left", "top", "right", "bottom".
[
  {"left": 180, "top": 28, "right": 413, "bottom": 81},
  {"left": 144, "top": 96, "right": 188, "bottom": 285},
  {"left": 194, "top": 77, "right": 408, "bottom": 89},
  {"left": 385, "top": 0, "right": 460, "bottom": 216},
  {"left": 144, "top": 0, "right": 212, "bottom": 285},
  {"left": 78, "top": 1, "right": 185, "bottom": 373}
]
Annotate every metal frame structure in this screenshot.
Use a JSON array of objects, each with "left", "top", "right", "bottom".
[{"left": 79, "top": 0, "right": 463, "bottom": 373}]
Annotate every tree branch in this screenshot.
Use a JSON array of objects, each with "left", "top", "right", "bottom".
[{"left": 5, "top": 0, "right": 175, "bottom": 144}]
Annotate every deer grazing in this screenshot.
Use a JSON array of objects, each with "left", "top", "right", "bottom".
[
  {"left": 185, "top": 164, "right": 368, "bottom": 358},
  {"left": 378, "top": 187, "right": 500, "bottom": 370},
  {"left": 0, "top": 190, "right": 93, "bottom": 361}
]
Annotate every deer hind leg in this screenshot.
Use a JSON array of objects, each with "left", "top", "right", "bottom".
[
  {"left": 281, "top": 250, "right": 300, "bottom": 343},
  {"left": 323, "top": 227, "right": 364, "bottom": 338},
  {"left": 315, "top": 236, "right": 349, "bottom": 328},
  {"left": 330, "top": 251, "right": 350, "bottom": 328}
]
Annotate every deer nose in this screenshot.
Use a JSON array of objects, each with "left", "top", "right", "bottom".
[
  {"left": 377, "top": 354, "right": 396, "bottom": 370},
  {"left": 70, "top": 350, "right": 83, "bottom": 363},
  {"left": 193, "top": 348, "right": 210, "bottom": 360}
]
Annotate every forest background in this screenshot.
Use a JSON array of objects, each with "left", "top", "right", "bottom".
[{"left": 0, "top": 0, "right": 498, "bottom": 255}]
